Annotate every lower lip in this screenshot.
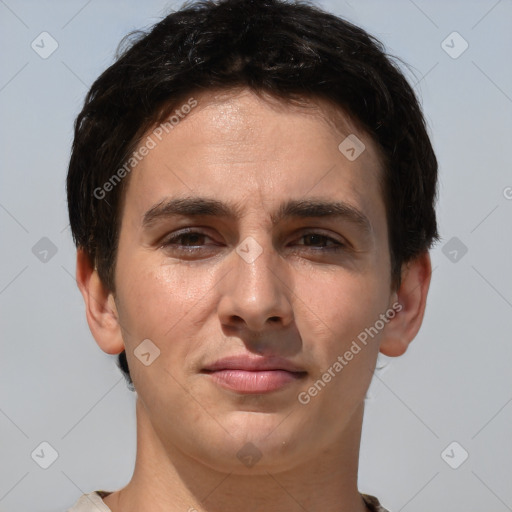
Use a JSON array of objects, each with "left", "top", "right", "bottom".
[{"left": 204, "top": 369, "right": 306, "bottom": 393}]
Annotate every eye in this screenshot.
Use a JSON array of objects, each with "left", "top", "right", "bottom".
[
  {"left": 160, "top": 229, "right": 216, "bottom": 252},
  {"left": 159, "top": 229, "right": 348, "bottom": 256},
  {"left": 295, "top": 232, "right": 346, "bottom": 251}
]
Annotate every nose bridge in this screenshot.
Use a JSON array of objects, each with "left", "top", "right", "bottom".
[
  {"left": 217, "top": 232, "right": 293, "bottom": 330},
  {"left": 237, "top": 234, "right": 280, "bottom": 294}
]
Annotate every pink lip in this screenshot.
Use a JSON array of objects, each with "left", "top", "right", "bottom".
[
  {"left": 205, "top": 369, "right": 305, "bottom": 393},
  {"left": 202, "top": 355, "right": 307, "bottom": 394}
]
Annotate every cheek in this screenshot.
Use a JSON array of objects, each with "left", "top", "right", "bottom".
[
  {"left": 291, "top": 272, "right": 387, "bottom": 434},
  {"left": 116, "top": 248, "right": 204, "bottom": 327},
  {"left": 296, "top": 268, "right": 388, "bottom": 352},
  {"left": 114, "top": 260, "right": 217, "bottom": 369}
]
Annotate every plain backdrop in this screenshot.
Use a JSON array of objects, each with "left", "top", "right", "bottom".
[{"left": 1, "top": 1, "right": 511, "bottom": 511}]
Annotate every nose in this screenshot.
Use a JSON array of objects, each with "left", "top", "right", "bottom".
[{"left": 216, "top": 236, "right": 294, "bottom": 334}]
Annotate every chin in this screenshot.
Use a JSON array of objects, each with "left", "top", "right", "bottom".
[
  {"left": 200, "top": 442, "right": 306, "bottom": 476},
  {"left": 189, "top": 414, "right": 309, "bottom": 474}
]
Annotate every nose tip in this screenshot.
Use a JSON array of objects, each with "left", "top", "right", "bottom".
[
  {"left": 230, "top": 313, "right": 285, "bottom": 333},
  {"left": 216, "top": 240, "right": 294, "bottom": 332}
]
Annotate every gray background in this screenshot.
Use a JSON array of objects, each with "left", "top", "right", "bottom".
[{"left": 1, "top": 0, "right": 511, "bottom": 511}]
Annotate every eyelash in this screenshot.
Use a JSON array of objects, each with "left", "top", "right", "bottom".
[{"left": 161, "top": 229, "right": 346, "bottom": 253}]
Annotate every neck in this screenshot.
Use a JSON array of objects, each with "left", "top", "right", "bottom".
[{"left": 105, "top": 397, "right": 369, "bottom": 512}]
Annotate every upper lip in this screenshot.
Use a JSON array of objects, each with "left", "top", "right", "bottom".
[{"left": 202, "top": 355, "right": 306, "bottom": 373}]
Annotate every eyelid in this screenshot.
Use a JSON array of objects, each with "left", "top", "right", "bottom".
[{"left": 160, "top": 227, "right": 216, "bottom": 246}]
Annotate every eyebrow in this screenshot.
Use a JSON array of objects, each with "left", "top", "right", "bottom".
[{"left": 142, "top": 196, "right": 373, "bottom": 235}]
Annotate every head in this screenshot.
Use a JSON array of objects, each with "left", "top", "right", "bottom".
[{"left": 68, "top": 0, "right": 438, "bottom": 473}]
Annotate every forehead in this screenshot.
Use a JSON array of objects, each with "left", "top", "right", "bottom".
[{"left": 122, "top": 89, "right": 385, "bottom": 232}]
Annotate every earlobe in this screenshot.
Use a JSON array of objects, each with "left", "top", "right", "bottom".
[
  {"left": 75, "top": 248, "right": 125, "bottom": 355},
  {"left": 379, "top": 251, "right": 432, "bottom": 357}
]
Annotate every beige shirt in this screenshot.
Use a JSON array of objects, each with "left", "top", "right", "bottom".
[{"left": 67, "top": 490, "right": 391, "bottom": 511}]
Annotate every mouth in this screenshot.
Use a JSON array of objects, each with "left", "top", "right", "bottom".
[
  {"left": 202, "top": 369, "right": 307, "bottom": 393},
  {"left": 201, "top": 355, "right": 307, "bottom": 394}
]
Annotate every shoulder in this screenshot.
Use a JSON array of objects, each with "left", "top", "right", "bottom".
[
  {"left": 67, "top": 490, "right": 387, "bottom": 512},
  {"left": 361, "top": 493, "right": 392, "bottom": 512},
  {"left": 66, "top": 491, "right": 112, "bottom": 512}
]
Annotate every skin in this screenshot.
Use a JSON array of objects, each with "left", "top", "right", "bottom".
[{"left": 76, "top": 88, "right": 432, "bottom": 512}]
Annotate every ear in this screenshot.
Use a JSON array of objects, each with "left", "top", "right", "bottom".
[
  {"left": 379, "top": 251, "right": 432, "bottom": 357},
  {"left": 75, "top": 248, "right": 125, "bottom": 355}
]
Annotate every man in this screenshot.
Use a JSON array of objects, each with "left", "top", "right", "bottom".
[{"left": 66, "top": 0, "right": 439, "bottom": 510}]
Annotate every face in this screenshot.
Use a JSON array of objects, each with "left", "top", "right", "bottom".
[{"left": 112, "top": 89, "right": 396, "bottom": 473}]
